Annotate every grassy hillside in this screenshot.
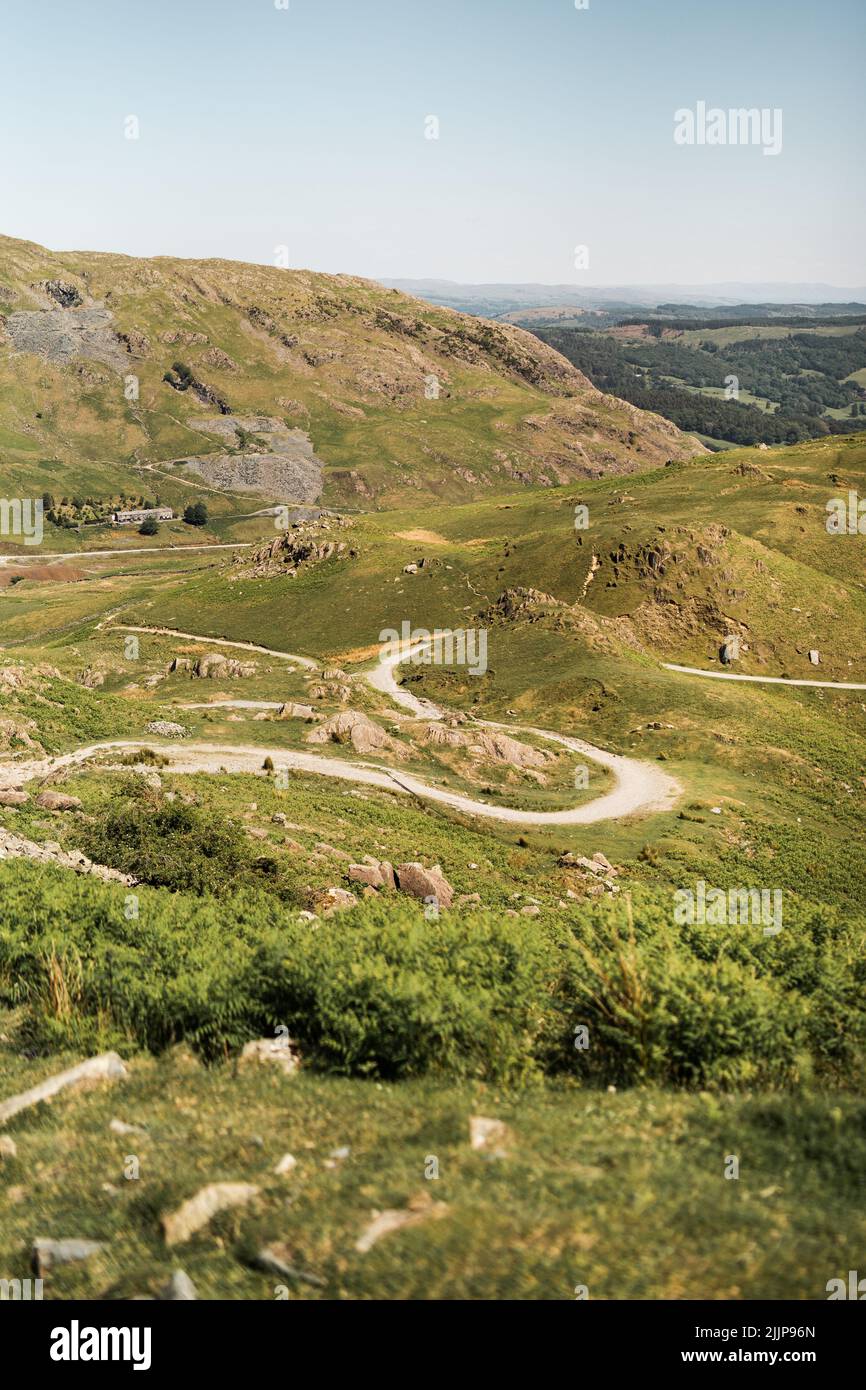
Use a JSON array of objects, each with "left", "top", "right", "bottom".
[
  {"left": 77, "top": 433, "right": 866, "bottom": 677},
  {"left": 2, "top": 410, "right": 864, "bottom": 1300},
  {"left": 0, "top": 235, "right": 702, "bottom": 518}
]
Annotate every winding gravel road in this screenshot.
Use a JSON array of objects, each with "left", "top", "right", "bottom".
[
  {"left": 0, "top": 628, "right": 681, "bottom": 826},
  {"left": 664, "top": 662, "right": 866, "bottom": 691}
]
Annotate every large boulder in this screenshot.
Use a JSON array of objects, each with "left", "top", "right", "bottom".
[
  {"left": 307, "top": 710, "right": 406, "bottom": 757},
  {"left": 276, "top": 702, "right": 316, "bottom": 720},
  {"left": 395, "top": 862, "right": 454, "bottom": 909},
  {"left": 422, "top": 723, "right": 550, "bottom": 769},
  {"left": 347, "top": 857, "right": 396, "bottom": 890},
  {"left": 193, "top": 652, "right": 256, "bottom": 679}
]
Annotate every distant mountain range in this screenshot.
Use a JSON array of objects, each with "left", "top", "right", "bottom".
[{"left": 381, "top": 279, "right": 866, "bottom": 316}]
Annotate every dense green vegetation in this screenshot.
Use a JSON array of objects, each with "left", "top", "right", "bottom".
[
  {"left": 1, "top": 860, "right": 863, "bottom": 1090},
  {"left": 539, "top": 320, "right": 866, "bottom": 445}
]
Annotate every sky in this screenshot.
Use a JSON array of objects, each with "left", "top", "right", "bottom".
[{"left": 1, "top": 0, "right": 864, "bottom": 286}]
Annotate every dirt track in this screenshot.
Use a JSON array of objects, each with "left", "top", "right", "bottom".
[{"left": 0, "top": 628, "right": 682, "bottom": 826}]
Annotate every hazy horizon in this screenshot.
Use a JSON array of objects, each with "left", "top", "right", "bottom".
[{"left": 2, "top": 0, "right": 863, "bottom": 286}]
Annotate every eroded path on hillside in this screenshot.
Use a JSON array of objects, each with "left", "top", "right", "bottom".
[{"left": 0, "top": 627, "right": 681, "bottom": 827}]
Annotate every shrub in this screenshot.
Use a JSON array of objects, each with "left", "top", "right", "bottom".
[
  {"left": 0, "top": 864, "right": 863, "bottom": 1089},
  {"left": 254, "top": 900, "right": 555, "bottom": 1082},
  {"left": 80, "top": 793, "right": 251, "bottom": 895}
]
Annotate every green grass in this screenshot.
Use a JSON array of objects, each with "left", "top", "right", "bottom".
[
  {"left": 1, "top": 1046, "right": 862, "bottom": 1300},
  {"left": 3, "top": 430, "right": 866, "bottom": 1300}
]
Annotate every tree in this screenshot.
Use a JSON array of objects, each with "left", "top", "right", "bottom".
[
  {"left": 139, "top": 517, "right": 159, "bottom": 536},
  {"left": 183, "top": 501, "right": 209, "bottom": 527}
]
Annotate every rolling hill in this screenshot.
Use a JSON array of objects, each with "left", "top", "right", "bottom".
[{"left": 0, "top": 236, "right": 703, "bottom": 516}]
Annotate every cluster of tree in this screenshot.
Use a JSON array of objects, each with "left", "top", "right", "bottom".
[
  {"left": 539, "top": 327, "right": 866, "bottom": 445},
  {"left": 621, "top": 312, "right": 866, "bottom": 330},
  {"left": 41, "top": 492, "right": 159, "bottom": 527},
  {"left": 183, "top": 501, "right": 209, "bottom": 527},
  {"left": 162, "top": 360, "right": 196, "bottom": 391}
]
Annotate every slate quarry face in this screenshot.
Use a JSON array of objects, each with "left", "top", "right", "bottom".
[
  {"left": 182, "top": 415, "right": 324, "bottom": 503},
  {"left": 6, "top": 304, "right": 129, "bottom": 373}
]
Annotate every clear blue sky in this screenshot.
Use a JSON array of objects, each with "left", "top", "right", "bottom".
[{"left": 2, "top": 0, "right": 863, "bottom": 285}]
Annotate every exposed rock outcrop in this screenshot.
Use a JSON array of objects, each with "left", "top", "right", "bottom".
[
  {"left": 0, "top": 826, "right": 132, "bottom": 883},
  {"left": 6, "top": 303, "right": 128, "bottom": 371},
  {"left": 192, "top": 652, "right": 256, "bottom": 679},
  {"left": 422, "top": 723, "right": 551, "bottom": 770},
  {"left": 232, "top": 516, "right": 356, "bottom": 579},
  {"left": 307, "top": 710, "right": 406, "bottom": 758}
]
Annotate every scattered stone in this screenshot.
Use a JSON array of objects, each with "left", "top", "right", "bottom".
[
  {"left": 159, "top": 1270, "right": 198, "bottom": 1301},
  {"left": 469, "top": 1115, "right": 511, "bottom": 1157},
  {"left": 808, "top": 650, "right": 820, "bottom": 665},
  {"left": 162, "top": 1182, "right": 260, "bottom": 1246},
  {"left": 238, "top": 1037, "right": 300, "bottom": 1076},
  {"left": 32, "top": 1238, "right": 105, "bottom": 1277},
  {"left": 274, "top": 1153, "right": 298, "bottom": 1176},
  {"left": 145, "top": 721, "right": 187, "bottom": 738},
  {"left": 252, "top": 1242, "right": 325, "bottom": 1287},
  {"left": 315, "top": 841, "right": 352, "bottom": 861},
  {"left": 35, "top": 790, "right": 82, "bottom": 811},
  {"left": 355, "top": 1192, "right": 449, "bottom": 1253},
  {"left": 109, "top": 1118, "right": 147, "bottom": 1138},
  {"left": 0, "top": 789, "right": 28, "bottom": 806},
  {"left": 0, "top": 1052, "right": 126, "bottom": 1127}
]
